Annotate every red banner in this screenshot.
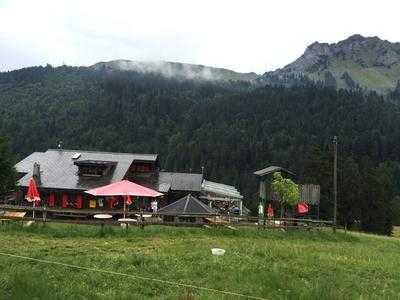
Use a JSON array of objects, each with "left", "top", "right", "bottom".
[{"left": 297, "top": 202, "right": 309, "bottom": 214}]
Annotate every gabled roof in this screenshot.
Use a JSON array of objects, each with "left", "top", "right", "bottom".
[
  {"left": 157, "top": 194, "right": 217, "bottom": 216},
  {"left": 253, "top": 166, "right": 296, "bottom": 177},
  {"left": 158, "top": 172, "right": 203, "bottom": 192},
  {"left": 201, "top": 180, "right": 243, "bottom": 199},
  {"left": 15, "top": 149, "right": 158, "bottom": 191}
]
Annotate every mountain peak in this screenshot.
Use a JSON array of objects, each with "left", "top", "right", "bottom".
[
  {"left": 346, "top": 33, "right": 366, "bottom": 41},
  {"left": 307, "top": 34, "right": 366, "bottom": 50},
  {"left": 262, "top": 34, "right": 400, "bottom": 94}
]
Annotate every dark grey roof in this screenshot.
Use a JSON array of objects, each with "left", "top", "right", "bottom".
[
  {"left": 253, "top": 166, "right": 296, "bottom": 177},
  {"left": 157, "top": 194, "right": 216, "bottom": 216},
  {"left": 158, "top": 172, "right": 203, "bottom": 192},
  {"left": 15, "top": 149, "right": 158, "bottom": 191}
]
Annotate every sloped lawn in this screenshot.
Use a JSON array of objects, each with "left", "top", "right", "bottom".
[{"left": 0, "top": 223, "right": 399, "bottom": 299}]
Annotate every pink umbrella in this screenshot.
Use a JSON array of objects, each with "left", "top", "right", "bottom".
[
  {"left": 85, "top": 180, "right": 163, "bottom": 218},
  {"left": 25, "top": 177, "right": 41, "bottom": 219}
]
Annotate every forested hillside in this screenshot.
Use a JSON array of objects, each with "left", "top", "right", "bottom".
[{"left": 1, "top": 65, "right": 399, "bottom": 234}]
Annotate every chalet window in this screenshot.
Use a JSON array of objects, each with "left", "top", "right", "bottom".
[
  {"left": 74, "top": 160, "right": 117, "bottom": 177},
  {"left": 79, "top": 166, "right": 105, "bottom": 177},
  {"left": 131, "top": 163, "right": 153, "bottom": 173}
]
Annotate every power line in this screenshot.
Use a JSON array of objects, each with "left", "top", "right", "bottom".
[{"left": 0, "top": 252, "right": 268, "bottom": 300}]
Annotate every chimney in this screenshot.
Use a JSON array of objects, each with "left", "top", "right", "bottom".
[{"left": 33, "top": 162, "right": 41, "bottom": 185}]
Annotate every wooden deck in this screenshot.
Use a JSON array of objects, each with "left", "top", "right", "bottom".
[{"left": 0, "top": 204, "right": 139, "bottom": 216}]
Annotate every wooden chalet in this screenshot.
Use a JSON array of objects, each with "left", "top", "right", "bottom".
[
  {"left": 15, "top": 149, "right": 204, "bottom": 212},
  {"left": 13, "top": 149, "right": 243, "bottom": 215}
]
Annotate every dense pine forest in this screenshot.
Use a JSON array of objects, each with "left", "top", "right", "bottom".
[{"left": 1, "top": 65, "right": 399, "bottom": 234}]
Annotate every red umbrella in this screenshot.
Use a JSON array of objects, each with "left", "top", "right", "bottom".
[
  {"left": 25, "top": 177, "right": 41, "bottom": 219},
  {"left": 85, "top": 180, "right": 163, "bottom": 218},
  {"left": 26, "top": 177, "right": 40, "bottom": 202}
]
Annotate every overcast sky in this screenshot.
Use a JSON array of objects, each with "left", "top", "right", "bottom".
[{"left": 0, "top": 0, "right": 399, "bottom": 74}]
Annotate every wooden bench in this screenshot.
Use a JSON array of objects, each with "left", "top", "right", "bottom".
[
  {"left": 4, "top": 211, "right": 26, "bottom": 219},
  {"left": 0, "top": 211, "right": 26, "bottom": 225}
]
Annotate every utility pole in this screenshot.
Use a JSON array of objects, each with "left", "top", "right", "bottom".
[{"left": 333, "top": 136, "right": 338, "bottom": 233}]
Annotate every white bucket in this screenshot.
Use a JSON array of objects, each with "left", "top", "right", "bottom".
[
  {"left": 24, "top": 221, "right": 35, "bottom": 227},
  {"left": 211, "top": 248, "right": 226, "bottom": 256}
]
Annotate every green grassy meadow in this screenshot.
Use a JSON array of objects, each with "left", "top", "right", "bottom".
[{"left": 1, "top": 223, "right": 400, "bottom": 299}]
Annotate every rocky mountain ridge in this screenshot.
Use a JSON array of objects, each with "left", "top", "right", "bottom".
[{"left": 261, "top": 34, "right": 400, "bottom": 94}]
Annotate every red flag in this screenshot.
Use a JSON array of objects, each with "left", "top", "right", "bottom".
[
  {"left": 62, "top": 193, "right": 69, "bottom": 208},
  {"left": 126, "top": 195, "right": 132, "bottom": 205},
  {"left": 26, "top": 177, "right": 40, "bottom": 202},
  {"left": 110, "top": 196, "right": 119, "bottom": 208},
  {"left": 297, "top": 202, "right": 309, "bottom": 214},
  {"left": 107, "top": 197, "right": 113, "bottom": 209},
  {"left": 267, "top": 204, "right": 274, "bottom": 218},
  {"left": 47, "top": 193, "right": 55, "bottom": 207},
  {"left": 75, "top": 194, "right": 83, "bottom": 209}
]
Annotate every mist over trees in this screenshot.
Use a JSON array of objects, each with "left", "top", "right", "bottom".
[{"left": 0, "top": 65, "right": 399, "bottom": 235}]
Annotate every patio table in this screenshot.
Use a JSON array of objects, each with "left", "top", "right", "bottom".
[{"left": 94, "top": 214, "right": 113, "bottom": 230}]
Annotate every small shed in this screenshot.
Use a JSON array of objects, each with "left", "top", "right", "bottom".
[
  {"left": 157, "top": 194, "right": 217, "bottom": 223},
  {"left": 253, "top": 165, "right": 295, "bottom": 202}
]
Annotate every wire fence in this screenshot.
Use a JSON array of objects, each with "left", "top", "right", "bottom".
[{"left": 0, "top": 204, "right": 333, "bottom": 230}]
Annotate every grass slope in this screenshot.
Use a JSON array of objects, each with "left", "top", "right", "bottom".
[
  {"left": 0, "top": 223, "right": 400, "bottom": 299},
  {"left": 308, "top": 59, "right": 400, "bottom": 93}
]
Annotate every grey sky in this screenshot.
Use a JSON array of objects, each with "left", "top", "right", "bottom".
[{"left": 0, "top": 0, "right": 399, "bottom": 73}]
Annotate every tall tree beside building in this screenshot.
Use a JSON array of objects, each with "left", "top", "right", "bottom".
[
  {"left": 0, "top": 137, "right": 17, "bottom": 198},
  {"left": 271, "top": 172, "right": 300, "bottom": 217},
  {"left": 359, "top": 162, "right": 395, "bottom": 235}
]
